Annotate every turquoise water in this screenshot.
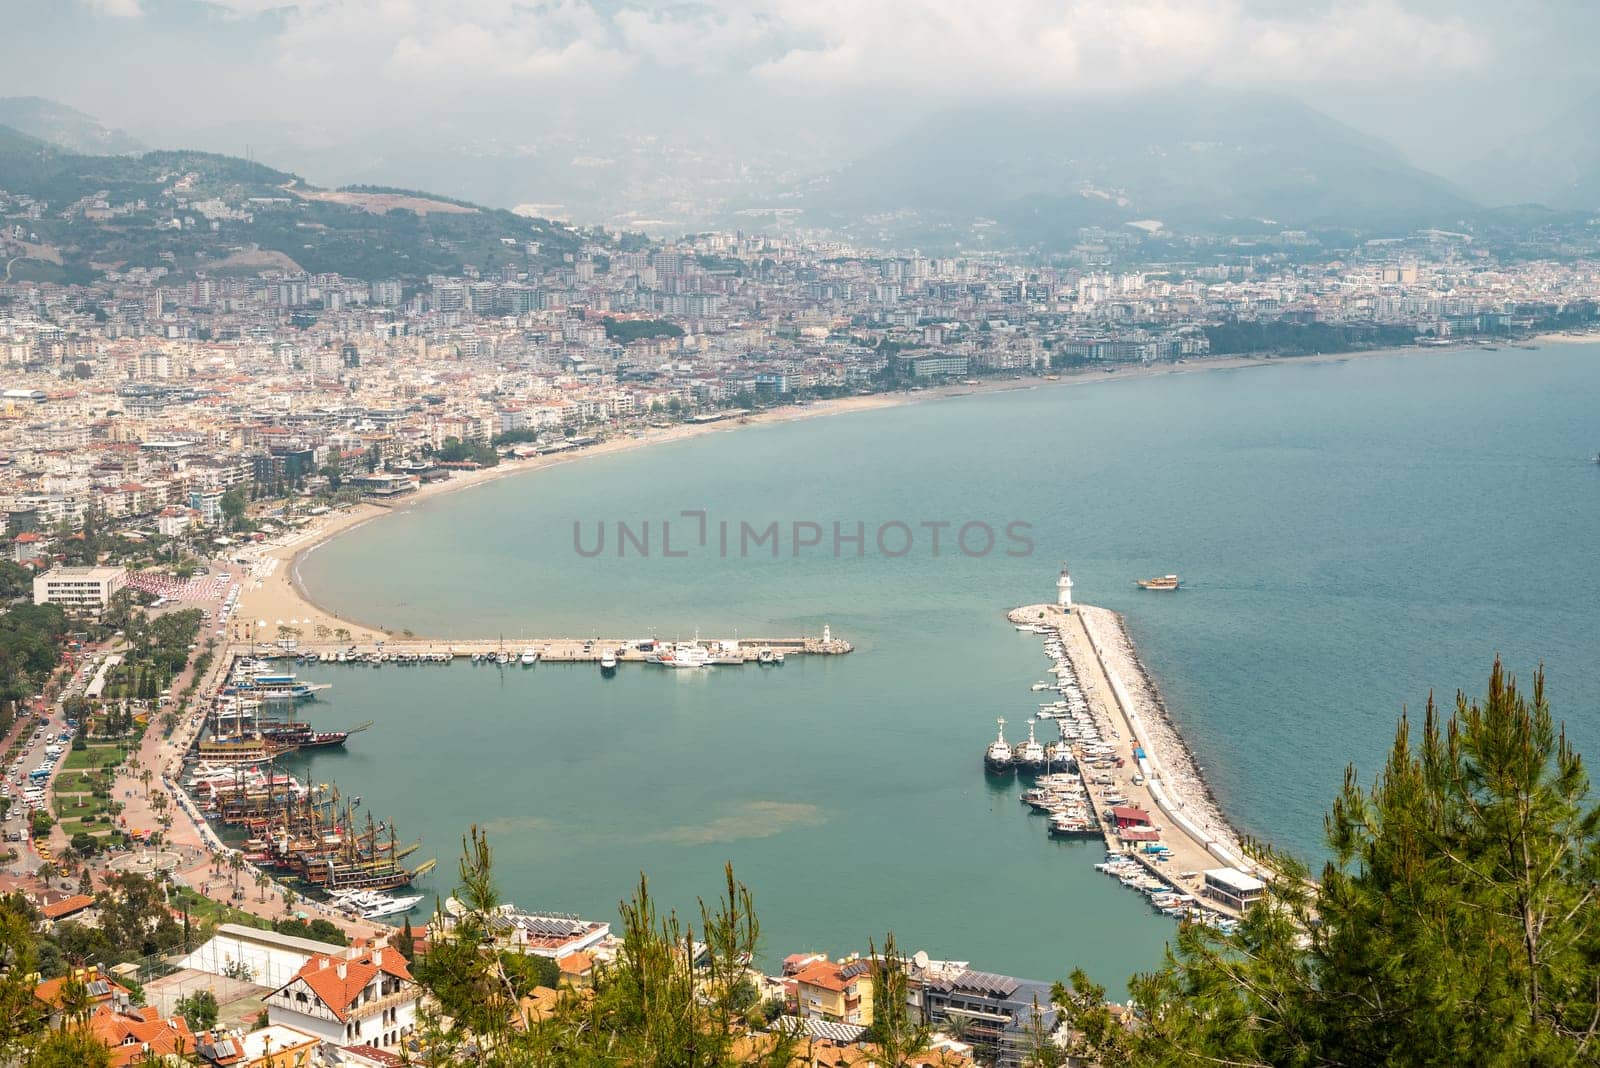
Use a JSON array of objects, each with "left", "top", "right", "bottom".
[{"left": 291, "top": 344, "right": 1600, "bottom": 987}]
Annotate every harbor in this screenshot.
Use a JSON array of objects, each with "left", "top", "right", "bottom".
[
  {"left": 232, "top": 629, "right": 852, "bottom": 666},
  {"left": 988, "top": 568, "right": 1265, "bottom": 923}
]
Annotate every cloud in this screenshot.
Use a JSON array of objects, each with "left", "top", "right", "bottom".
[
  {"left": 144, "top": 0, "right": 1488, "bottom": 97},
  {"left": 83, "top": 0, "right": 145, "bottom": 17},
  {"left": 749, "top": 0, "right": 1487, "bottom": 92}
]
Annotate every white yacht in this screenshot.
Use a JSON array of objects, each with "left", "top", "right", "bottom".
[
  {"left": 654, "top": 642, "right": 711, "bottom": 668},
  {"left": 520, "top": 648, "right": 540, "bottom": 666}
]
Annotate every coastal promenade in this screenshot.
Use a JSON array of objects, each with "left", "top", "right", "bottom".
[{"left": 1011, "top": 601, "right": 1264, "bottom": 911}]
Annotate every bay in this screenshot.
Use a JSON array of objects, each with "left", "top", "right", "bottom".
[{"left": 290, "top": 344, "right": 1600, "bottom": 986}]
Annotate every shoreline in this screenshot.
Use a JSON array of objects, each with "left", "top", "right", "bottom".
[{"left": 244, "top": 330, "right": 1600, "bottom": 640}]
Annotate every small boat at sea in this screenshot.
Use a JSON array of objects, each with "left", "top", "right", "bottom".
[
  {"left": 1135, "top": 574, "right": 1181, "bottom": 591},
  {"left": 984, "top": 717, "right": 1015, "bottom": 774}
]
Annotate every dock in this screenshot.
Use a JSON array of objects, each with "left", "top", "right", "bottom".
[
  {"left": 1009, "top": 601, "right": 1260, "bottom": 919},
  {"left": 233, "top": 632, "right": 852, "bottom": 664}
]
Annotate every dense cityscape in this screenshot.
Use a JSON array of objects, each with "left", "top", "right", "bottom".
[{"left": 4, "top": 1, "right": 1600, "bottom": 1065}]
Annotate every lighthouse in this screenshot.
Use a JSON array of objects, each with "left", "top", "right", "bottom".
[{"left": 1057, "top": 565, "right": 1074, "bottom": 611}]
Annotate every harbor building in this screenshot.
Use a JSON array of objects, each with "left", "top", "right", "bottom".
[
  {"left": 32, "top": 565, "right": 127, "bottom": 615},
  {"left": 1202, "top": 867, "right": 1267, "bottom": 911}
]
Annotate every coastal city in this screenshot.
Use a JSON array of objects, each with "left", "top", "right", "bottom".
[
  {"left": 1, "top": 186, "right": 1599, "bottom": 1068},
  {"left": 6, "top": 1, "right": 1600, "bottom": 1064}
]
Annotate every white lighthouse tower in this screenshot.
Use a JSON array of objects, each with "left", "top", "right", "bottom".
[{"left": 1057, "top": 564, "right": 1074, "bottom": 612}]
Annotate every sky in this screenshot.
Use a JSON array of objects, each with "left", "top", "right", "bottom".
[{"left": 3, "top": 0, "right": 1598, "bottom": 193}]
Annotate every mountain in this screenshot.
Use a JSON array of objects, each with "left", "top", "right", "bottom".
[
  {"left": 1466, "top": 92, "right": 1600, "bottom": 210},
  {"left": 0, "top": 96, "right": 143, "bottom": 156},
  {"left": 0, "top": 126, "right": 591, "bottom": 283},
  {"left": 800, "top": 89, "right": 1476, "bottom": 246}
]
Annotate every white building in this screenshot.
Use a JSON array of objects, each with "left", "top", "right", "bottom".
[
  {"left": 266, "top": 946, "right": 417, "bottom": 1051},
  {"left": 176, "top": 923, "right": 340, "bottom": 989},
  {"left": 33, "top": 566, "right": 126, "bottom": 615}
]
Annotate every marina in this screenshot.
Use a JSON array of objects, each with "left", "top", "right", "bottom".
[
  {"left": 261, "top": 342, "right": 1600, "bottom": 982},
  {"left": 984, "top": 569, "right": 1264, "bottom": 922}
]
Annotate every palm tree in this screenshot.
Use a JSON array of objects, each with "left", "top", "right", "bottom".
[
  {"left": 228, "top": 851, "right": 244, "bottom": 889},
  {"left": 255, "top": 870, "right": 270, "bottom": 902}
]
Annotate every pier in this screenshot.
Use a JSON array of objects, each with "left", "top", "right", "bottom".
[
  {"left": 1009, "top": 600, "right": 1261, "bottom": 919},
  {"left": 235, "top": 632, "right": 852, "bottom": 664}
]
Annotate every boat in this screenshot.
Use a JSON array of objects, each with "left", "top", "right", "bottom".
[
  {"left": 258, "top": 722, "right": 352, "bottom": 750},
  {"left": 520, "top": 648, "right": 540, "bottom": 666},
  {"left": 227, "top": 672, "right": 328, "bottom": 701},
  {"left": 600, "top": 651, "right": 618, "bottom": 673},
  {"left": 756, "top": 647, "right": 776, "bottom": 665},
  {"left": 1135, "top": 574, "right": 1181, "bottom": 591},
  {"left": 1015, "top": 718, "right": 1047, "bottom": 775},
  {"left": 362, "top": 894, "right": 424, "bottom": 919},
  {"left": 984, "top": 718, "right": 1015, "bottom": 774},
  {"left": 650, "top": 641, "right": 711, "bottom": 669}
]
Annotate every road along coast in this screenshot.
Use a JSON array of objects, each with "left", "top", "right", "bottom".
[{"left": 234, "top": 334, "right": 1586, "bottom": 642}]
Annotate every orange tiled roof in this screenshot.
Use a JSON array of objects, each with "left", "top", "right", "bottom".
[
  {"left": 89, "top": 1004, "right": 197, "bottom": 1067},
  {"left": 39, "top": 893, "right": 96, "bottom": 920},
  {"left": 283, "top": 949, "right": 413, "bottom": 1022},
  {"left": 792, "top": 959, "right": 871, "bottom": 994}
]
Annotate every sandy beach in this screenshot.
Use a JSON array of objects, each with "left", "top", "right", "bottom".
[{"left": 238, "top": 332, "right": 1600, "bottom": 642}]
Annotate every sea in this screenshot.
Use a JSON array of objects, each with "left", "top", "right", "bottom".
[{"left": 286, "top": 343, "right": 1600, "bottom": 991}]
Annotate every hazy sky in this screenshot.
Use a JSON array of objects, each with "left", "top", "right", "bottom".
[{"left": 4, "top": 0, "right": 1598, "bottom": 178}]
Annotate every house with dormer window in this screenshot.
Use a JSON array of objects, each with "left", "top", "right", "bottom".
[{"left": 265, "top": 946, "right": 417, "bottom": 1050}]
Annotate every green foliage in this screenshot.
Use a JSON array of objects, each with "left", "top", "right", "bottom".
[
  {"left": 0, "top": 560, "right": 33, "bottom": 601},
  {"left": 29, "top": 1026, "right": 112, "bottom": 1068},
  {"left": 174, "top": 989, "right": 219, "bottom": 1030},
  {"left": 499, "top": 950, "right": 560, "bottom": 997},
  {"left": 1202, "top": 317, "right": 1418, "bottom": 357},
  {"left": 1058, "top": 660, "right": 1600, "bottom": 1068},
  {"left": 602, "top": 317, "right": 686, "bottom": 344},
  {"left": 434, "top": 436, "right": 500, "bottom": 468},
  {"left": 271, "top": 916, "right": 348, "bottom": 946},
  {"left": 219, "top": 487, "right": 248, "bottom": 531}
]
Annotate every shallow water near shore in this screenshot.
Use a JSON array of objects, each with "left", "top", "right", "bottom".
[{"left": 291, "top": 344, "right": 1600, "bottom": 985}]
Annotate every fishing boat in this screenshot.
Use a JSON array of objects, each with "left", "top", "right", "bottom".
[
  {"left": 984, "top": 718, "right": 1015, "bottom": 774},
  {"left": 1135, "top": 574, "right": 1181, "bottom": 591}
]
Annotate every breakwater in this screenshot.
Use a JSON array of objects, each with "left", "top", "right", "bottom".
[{"left": 1008, "top": 602, "right": 1264, "bottom": 916}]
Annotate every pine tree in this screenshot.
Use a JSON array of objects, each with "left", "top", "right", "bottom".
[{"left": 1058, "top": 660, "right": 1600, "bottom": 1067}]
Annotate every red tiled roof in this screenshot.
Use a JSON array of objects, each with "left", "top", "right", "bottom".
[
  {"left": 89, "top": 1004, "right": 197, "bottom": 1068},
  {"left": 281, "top": 948, "right": 414, "bottom": 1022},
  {"left": 39, "top": 893, "right": 95, "bottom": 920}
]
